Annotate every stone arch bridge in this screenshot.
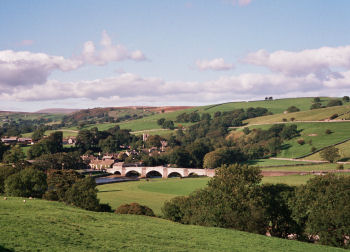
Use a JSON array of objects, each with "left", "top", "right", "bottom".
[{"left": 106, "top": 165, "right": 215, "bottom": 178}]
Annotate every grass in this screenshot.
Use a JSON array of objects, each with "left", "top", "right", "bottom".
[
  {"left": 202, "top": 97, "right": 334, "bottom": 114},
  {"left": 244, "top": 122, "right": 350, "bottom": 158},
  {"left": 261, "top": 163, "right": 350, "bottom": 172},
  {"left": 245, "top": 104, "right": 350, "bottom": 125},
  {"left": 98, "top": 177, "right": 209, "bottom": 215},
  {"left": 262, "top": 174, "right": 316, "bottom": 185},
  {"left": 246, "top": 159, "right": 313, "bottom": 166},
  {"left": 307, "top": 140, "right": 350, "bottom": 162},
  {"left": 0, "top": 198, "right": 343, "bottom": 252}
]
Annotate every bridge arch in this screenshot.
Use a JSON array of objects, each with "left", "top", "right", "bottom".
[
  {"left": 168, "top": 172, "right": 182, "bottom": 178},
  {"left": 146, "top": 170, "right": 163, "bottom": 178},
  {"left": 125, "top": 170, "right": 140, "bottom": 177},
  {"left": 188, "top": 172, "right": 199, "bottom": 177}
]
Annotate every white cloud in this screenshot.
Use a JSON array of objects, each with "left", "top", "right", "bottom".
[
  {"left": 244, "top": 45, "right": 350, "bottom": 80},
  {"left": 2, "top": 70, "right": 349, "bottom": 105},
  {"left": 81, "top": 30, "right": 147, "bottom": 65},
  {"left": 196, "top": 58, "right": 234, "bottom": 71},
  {"left": 0, "top": 50, "right": 82, "bottom": 90},
  {"left": 0, "top": 30, "right": 147, "bottom": 90}
]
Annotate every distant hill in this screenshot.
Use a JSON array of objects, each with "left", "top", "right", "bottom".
[{"left": 35, "top": 108, "right": 81, "bottom": 114}]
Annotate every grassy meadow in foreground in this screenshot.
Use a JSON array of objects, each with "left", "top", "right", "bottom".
[{"left": 0, "top": 198, "right": 345, "bottom": 252}]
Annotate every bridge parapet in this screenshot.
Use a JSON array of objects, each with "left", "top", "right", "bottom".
[{"left": 106, "top": 166, "right": 216, "bottom": 178}]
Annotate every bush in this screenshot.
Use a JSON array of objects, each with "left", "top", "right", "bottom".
[
  {"left": 325, "top": 129, "right": 332, "bottom": 134},
  {"left": 311, "top": 147, "right": 317, "bottom": 152},
  {"left": 337, "top": 164, "right": 344, "bottom": 170},
  {"left": 327, "top": 99, "right": 343, "bottom": 107},
  {"left": 290, "top": 117, "right": 295, "bottom": 121},
  {"left": 115, "top": 203, "right": 155, "bottom": 216},
  {"left": 282, "top": 118, "right": 287, "bottom": 122},
  {"left": 4, "top": 168, "right": 47, "bottom": 198},
  {"left": 297, "top": 139, "right": 305, "bottom": 145},
  {"left": 329, "top": 114, "right": 338, "bottom": 120},
  {"left": 310, "top": 102, "right": 322, "bottom": 110},
  {"left": 286, "top": 106, "right": 300, "bottom": 113},
  {"left": 99, "top": 203, "right": 113, "bottom": 212},
  {"left": 314, "top": 97, "right": 321, "bottom": 103}
]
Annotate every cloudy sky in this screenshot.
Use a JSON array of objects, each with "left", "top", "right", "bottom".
[{"left": 1, "top": 0, "right": 350, "bottom": 111}]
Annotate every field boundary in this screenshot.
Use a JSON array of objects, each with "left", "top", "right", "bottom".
[{"left": 297, "top": 138, "right": 350, "bottom": 159}]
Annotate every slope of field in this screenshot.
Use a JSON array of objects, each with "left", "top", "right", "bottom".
[
  {"left": 307, "top": 140, "right": 350, "bottom": 162},
  {"left": 244, "top": 122, "right": 350, "bottom": 158},
  {"left": 245, "top": 105, "right": 350, "bottom": 125},
  {"left": 201, "top": 97, "right": 334, "bottom": 114},
  {"left": 0, "top": 198, "right": 344, "bottom": 252}
]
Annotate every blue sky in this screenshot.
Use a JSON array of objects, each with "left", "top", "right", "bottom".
[{"left": 1, "top": 0, "right": 350, "bottom": 111}]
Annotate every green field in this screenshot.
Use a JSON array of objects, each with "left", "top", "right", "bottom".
[
  {"left": 244, "top": 122, "right": 350, "bottom": 158},
  {"left": 1, "top": 198, "right": 343, "bottom": 252},
  {"left": 98, "top": 178, "right": 209, "bottom": 215},
  {"left": 261, "top": 174, "right": 316, "bottom": 185},
  {"left": 202, "top": 97, "right": 334, "bottom": 115},
  {"left": 261, "top": 163, "right": 350, "bottom": 172},
  {"left": 245, "top": 105, "right": 350, "bottom": 125},
  {"left": 247, "top": 158, "right": 313, "bottom": 166},
  {"left": 307, "top": 140, "right": 350, "bottom": 162}
]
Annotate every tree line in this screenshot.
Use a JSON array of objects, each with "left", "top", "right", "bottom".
[{"left": 162, "top": 164, "right": 350, "bottom": 249}]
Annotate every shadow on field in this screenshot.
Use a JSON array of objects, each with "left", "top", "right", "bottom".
[
  {"left": 0, "top": 245, "right": 13, "bottom": 252},
  {"left": 280, "top": 144, "right": 291, "bottom": 150},
  {"left": 98, "top": 189, "right": 122, "bottom": 193}
]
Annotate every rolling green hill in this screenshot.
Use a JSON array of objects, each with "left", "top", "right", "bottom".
[
  {"left": 245, "top": 105, "right": 350, "bottom": 125},
  {"left": 242, "top": 122, "right": 350, "bottom": 158},
  {"left": 306, "top": 140, "right": 350, "bottom": 162},
  {"left": 0, "top": 198, "right": 344, "bottom": 251}
]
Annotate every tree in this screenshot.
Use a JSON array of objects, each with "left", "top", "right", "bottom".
[
  {"left": 157, "top": 118, "right": 166, "bottom": 126},
  {"left": 313, "top": 97, "right": 321, "bottom": 103},
  {"left": 64, "top": 177, "right": 100, "bottom": 211},
  {"left": 291, "top": 174, "right": 350, "bottom": 247},
  {"left": 43, "top": 169, "right": 82, "bottom": 201},
  {"left": 28, "top": 131, "right": 63, "bottom": 159},
  {"left": 286, "top": 106, "right": 300, "bottom": 113},
  {"left": 327, "top": 99, "right": 343, "bottom": 107},
  {"left": 167, "top": 146, "right": 191, "bottom": 167},
  {"left": 32, "top": 127, "right": 46, "bottom": 141},
  {"left": 203, "top": 147, "right": 245, "bottom": 168},
  {"left": 4, "top": 168, "right": 47, "bottom": 198},
  {"left": 320, "top": 146, "right": 340, "bottom": 163},
  {"left": 33, "top": 152, "right": 87, "bottom": 171},
  {"left": 261, "top": 183, "right": 301, "bottom": 238},
  {"left": 310, "top": 102, "right": 322, "bottom": 110},
  {"left": 162, "top": 164, "right": 266, "bottom": 234},
  {"left": 2, "top": 146, "right": 25, "bottom": 164},
  {"left": 0, "top": 165, "right": 20, "bottom": 193},
  {"left": 342, "top": 96, "right": 350, "bottom": 102},
  {"left": 162, "top": 120, "right": 175, "bottom": 130}
]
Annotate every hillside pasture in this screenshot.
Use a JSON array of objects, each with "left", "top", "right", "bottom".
[
  {"left": 202, "top": 97, "right": 333, "bottom": 115},
  {"left": 243, "top": 122, "right": 350, "bottom": 158},
  {"left": 307, "top": 140, "right": 350, "bottom": 162},
  {"left": 0, "top": 198, "right": 343, "bottom": 252},
  {"left": 244, "top": 105, "right": 350, "bottom": 125}
]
